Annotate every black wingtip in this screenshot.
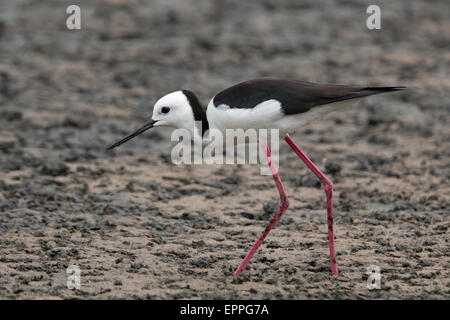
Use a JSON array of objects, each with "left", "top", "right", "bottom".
[{"left": 363, "top": 86, "right": 408, "bottom": 92}]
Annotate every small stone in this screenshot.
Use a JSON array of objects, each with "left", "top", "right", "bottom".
[
  {"left": 41, "top": 159, "right": 69, "bottom": 176},
  {"left": 192, "top": 240, "right": 205, "bottom": 249},
  {"left": 191, "top": 256, "right": 210, "bottom": 268},
  {"left": 12, "top": 286, "right": 24, "bottom": 294},
  {"left": 0, "top": 131, "right": 18, "bottom": 151},
  {"left": 325, "top": 161, "right": 342, "bottom": 175}
]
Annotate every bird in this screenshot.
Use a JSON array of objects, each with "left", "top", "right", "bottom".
[{"left": 107, "top": 77, "right": 406, "bottom": 277}]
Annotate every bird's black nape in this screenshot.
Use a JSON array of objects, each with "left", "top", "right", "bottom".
[{"left": 182, "top": 90, "right": 209, "bottom": 136}]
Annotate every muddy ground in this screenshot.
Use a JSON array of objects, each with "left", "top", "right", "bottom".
[{"left": 0, "top": 0, "right": 449, "bottom": 299}]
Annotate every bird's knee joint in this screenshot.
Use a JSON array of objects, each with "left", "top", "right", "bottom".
[
  {"left": 281, "top": 197, "right": 290, "bottom": 209},
  {"left": 323, "top": 180, "right": 333, "bottom": 194}
]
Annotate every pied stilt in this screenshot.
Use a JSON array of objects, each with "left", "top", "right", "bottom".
[{"left": 108, "top": 78, "right": 406, "bottom": 276}]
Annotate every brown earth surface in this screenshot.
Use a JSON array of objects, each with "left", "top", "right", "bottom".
[{"left": 0, "top": 0, "right": 449, "bottom": 299}]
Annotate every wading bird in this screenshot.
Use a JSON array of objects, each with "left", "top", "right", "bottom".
[{"left": 108, "top": 78, "right": 405, "bottom": 276}]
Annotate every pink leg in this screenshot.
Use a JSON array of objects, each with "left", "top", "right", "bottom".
[
  {"left": 284, "top": 134, "right": 338, "bottom": 275},
  {"left": 234, "top": 142, "right": 290, "bottom": 277}
]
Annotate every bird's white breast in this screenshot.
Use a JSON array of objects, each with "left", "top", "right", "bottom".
[{"left": 206, "top": 98, "right": 284, "bottom": 134}]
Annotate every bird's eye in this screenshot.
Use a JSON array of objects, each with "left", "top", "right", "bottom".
[{"left": 161, "top": 107, "right": 170, "bottom": 114}]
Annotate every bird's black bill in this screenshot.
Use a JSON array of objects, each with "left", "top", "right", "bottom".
[{"left": 107, "top": 120, "right": 157, "bottom": 150}]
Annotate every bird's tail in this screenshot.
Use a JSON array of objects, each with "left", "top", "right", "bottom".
[{"left": 349, "top": 86, "right": 409, "bottom": 100}]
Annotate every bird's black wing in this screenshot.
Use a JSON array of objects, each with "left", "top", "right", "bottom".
[{"left": 213, "top": 78, "right": 405, "bottom": 115}]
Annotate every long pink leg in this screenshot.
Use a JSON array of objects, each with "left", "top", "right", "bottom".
[
  {"left": 284, "top": 134, "right": 338, "bottom": 275},
  {"left": 234, "top": 142, "right": 290, "bottom": 277}
]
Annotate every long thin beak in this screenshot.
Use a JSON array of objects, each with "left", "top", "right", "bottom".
[{"left": 107, "top": 119, "right": 157, "bottom": 150}]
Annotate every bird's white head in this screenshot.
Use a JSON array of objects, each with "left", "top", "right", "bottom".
[
  {"left": 107, "top": 90, "right": 207, "bottom": 150},
  {"left": 151, "top": 91, "right": 195, "bottom": 130}
]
